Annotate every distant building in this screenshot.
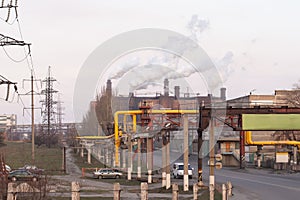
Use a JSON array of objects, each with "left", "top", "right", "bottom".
[
  {"left": 220, "top": 90, "right": 300, "bottom": 167},
  {"left": 0, "top": 114, "right": 16, "bottom": 127},
  {"left": 0, "top": 114, "right": 17, "bottom": 140},
  {"left": 227, "top": 89, "right": 300, "bottom": 108}
]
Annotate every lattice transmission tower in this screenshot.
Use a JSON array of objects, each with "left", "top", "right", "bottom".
[{"left": 40, "top": 66, "right": 58, "bottom": 147}]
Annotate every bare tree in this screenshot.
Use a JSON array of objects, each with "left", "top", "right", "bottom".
[
  {"left": 285, "top": 81, "right": 300, "bottom": 107},
  {"left": 95, "top": 87, "right": 113, "bottom": 136}
]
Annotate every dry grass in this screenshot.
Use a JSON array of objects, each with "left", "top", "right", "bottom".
[{"left": 0, "top": 141, "right": 63, "bottom": 174}]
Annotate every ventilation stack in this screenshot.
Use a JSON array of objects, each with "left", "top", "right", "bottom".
[
  {"left": 164, "top": 79, "right": 169, "bottom": 96},
  {"left": 220, "top": 87, "right": 226, "bottom": 101}
]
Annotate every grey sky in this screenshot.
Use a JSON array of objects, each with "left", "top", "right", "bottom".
[{"left": 1, "top": 0, "right": 300, "bottom": 124}]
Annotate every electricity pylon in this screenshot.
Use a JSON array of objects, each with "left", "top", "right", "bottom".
[{"left": 41, "top": 66, "right": 58, "bottom": 147}]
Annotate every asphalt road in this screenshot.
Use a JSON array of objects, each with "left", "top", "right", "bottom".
[
  {"left": 212, "top": 167, "right": 300, "bottom": 200},
  {"left": 147, "top": 148, "right": 300, "bottom": 200}
]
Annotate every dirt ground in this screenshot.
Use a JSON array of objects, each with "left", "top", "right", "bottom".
[{"left": 48, "top": 147, "right": 201, "bottom": 199}]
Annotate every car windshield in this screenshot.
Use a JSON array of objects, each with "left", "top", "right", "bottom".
[{"left": 178, "top": 165, "right": 192, "bottom": 170}]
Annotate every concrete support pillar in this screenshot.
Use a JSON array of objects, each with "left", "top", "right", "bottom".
[
  {"left": 257, "top": 158, "right": 261, "bottom": 168},
  {"left": 293, "top": 146, "right": 297, "bottom": 165},
  {"left": 7, "top": 182, "right": 16, "bottom": 200},
  {"left": 76, "top": 146, "right": 80, "bottom": 154},
  {"left": 227, "top": 181, "right": 233, "bottom": 197},
  {"left": 239, "top": 130, "right": 245, "bottom": 169},
  {"left": 72, "top": 182, "right": 80, "bottom": 200},
  {"left": 166, "top": 137, "right": 171, "bottom": 189},
  {"left": 80, "top": 146, "right": 84, "bottom": 158},
  {"left": 162, "top": 171, "right": 166, "bottom": 188},
  {"left": 105, "top": 147, "right": 109, "bottom": 167},
  {"left": 147, "top": 137, "right": 153, "bottom": 183},
  {"left": 222, "top": 184, "right": 227, "bottom": 200},
  {"left": 122, "top": 149, "right": 126, "bottom": 169},
  {"left": 183, "top": 115, "right": 189, "bottom": 191},
  {"left": 113, "top": 150, "right": 116, "bottom": 167},
  {"left": 162, "top": 138, "right": 166, "bottom": 187},
  {"left": 141, "top": 182, "right": 148, "bottom": 200},
  {"left": 114, "top": 183, "right": 121, "bottom": 200},
  {"left": 97, "top": 146, "right": 101, "bottom": 161},
  {"left": 172, "top": 183, "right": 179, "bottom": 200},
  {"left": 137, "top": 138, "right": 142, "bottom": 179},
  {"left": 87, "top": 147, "right": 91, "bottom": 164},
  {"left": 209, "top": 184, "right": 214, "bottom": 200},
  {"left": 128, "top": 134, "right": 132, "bottom": 180},
  {"left": 193, "top": 183, "right": 198, "bottom": 200}
]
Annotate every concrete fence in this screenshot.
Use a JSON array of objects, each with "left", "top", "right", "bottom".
[
  {"left": 6, "top": 181, "right": 233, "bottom": 200},
  {"left": 69, "top": 182, "right": 231, "bottom": 200},
  {"left": 221, "top": 181, "right": 233, "bottom": 200}
]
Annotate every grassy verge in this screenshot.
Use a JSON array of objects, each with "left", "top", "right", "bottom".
[
  {"left": 70, "top": 151, "right": 105, "bottom": 169},
  {"left": 0, "top": 141, "right": 63, "bottom": 174}
]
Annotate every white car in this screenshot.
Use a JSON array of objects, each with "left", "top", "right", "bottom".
[
  {"left": 5, "top": 165, "right": 11, "bottom": 172},
  {"left": 172, "top": 162, "right": 193, "bottom": 179},
  {"left": 93, "top": 168, "right": 122, "bottom": 179}
]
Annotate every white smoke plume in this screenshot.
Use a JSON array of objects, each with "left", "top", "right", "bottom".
[
  {"left": 215, "top": 51, "right": 234, "bottom": 82},
  {"left": 109, "top": 57, "right": 140, "bottom": 80},
  {"left": 187, "top": 15, "right": 210, "bottom": 42},
  {"left": 108, "top": 15, "right": 233, "bottom": 92}
]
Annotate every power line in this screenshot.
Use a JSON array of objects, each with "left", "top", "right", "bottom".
[
  {"left": 16, "top": 18, "right": 42, "bottom": 101},
  {"left": 0, "top": 74, "right": 17, "bottom": 101},
  {"left": 0, "top": 0, "right": 18, "bottom": 22},
  {"left": 0, "top": 33, "right": 29, "bottom": 46},
  {"left": 17, "top": 94, "right": 31, "bottom": 116},
  {"left": 1, "top": 45, "right": 30, "bottom": 62}
]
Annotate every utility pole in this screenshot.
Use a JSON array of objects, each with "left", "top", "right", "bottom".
[
  {"left": 137, "top": 137, "right": 141, "bottom": 179},
  {"left": 183, "top": 114, "right": 189, "bottom": 191},
  {"left": 166, "top": 131, "right": 171, "bottom": 189},
  {"left": 127, "top": 134, "right": 132, "bottom": 180},
  {"left": 162, "top": 130, "right": 166, "bottom": 187},
  {"left": 20, "top": 71, "right": 41, "bottom": 164},
  {"left": 31, "top": 74, "right": 34, "bottom": 162},
  {"left": 197, "top": 102, "right": 204, "bottom": 187},
  {"left": 209, "top": 117, "right": 215, "bottom": 200}
]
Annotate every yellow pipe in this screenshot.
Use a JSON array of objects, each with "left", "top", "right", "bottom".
[
  {"left": 76, "top": 135, "right": 114, "bottom": 139},
  {"left": 245, "top": 131, "right": 300, "bottom": 146},
  {"left": 123, "top": 114, "right": 127, "bottom": 132},
  {"left": 114, "top": 110, "right": 198, "bottom": 139},
  {"left": 113, "top": 109, "right": 198, "bottom": 167},
  {"left": 133, "top": 114, "right": 137, "bottom": 133}
]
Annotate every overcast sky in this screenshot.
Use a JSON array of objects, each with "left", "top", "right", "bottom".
[{"left": 1, "top": 0, "right": 300, "bottom": 124}]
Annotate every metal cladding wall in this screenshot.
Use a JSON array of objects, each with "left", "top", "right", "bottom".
[{"left": 242, "top": 114, "right": 300, "bottom": 130}]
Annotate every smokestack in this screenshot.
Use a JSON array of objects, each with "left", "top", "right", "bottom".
[
  {"left": 220, "top": 87, "right": 226, "bottom": 101},
  {"left": 164, "top": 79, "right": 169, "bottom": 96},
  {"left": 129, "top": 92, "right": 134, "bottom": 97},
  {"left": 106, "top": 79, "right": 112, "bottom": 97},
  {"left": 174, "top": 86, "right": 180, "bottom": 99}
]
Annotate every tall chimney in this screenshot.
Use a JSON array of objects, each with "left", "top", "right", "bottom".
[
  {"left": 174, "top": 86, "right": 180, "bottom": 99},
  {"left": 164, "top": 79, "right": 169, "bottom": 96},
  {"left": 220, "top": 87, "right": 226, "bottom": 101},
  {"left": 106, "top": 79, "right": 112, "bottom": 97}
]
